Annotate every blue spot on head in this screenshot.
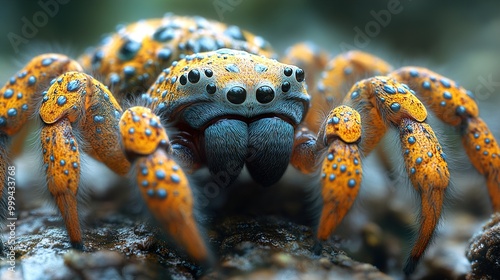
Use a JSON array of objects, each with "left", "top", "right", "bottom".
[
  {"left": 28, "top": 76, "right": 37, "bottom": 86},
  {"left": 57, "top": 96, "right": 67, "bottom": 106},
  {"left": 331, "top": 116, "right": 340, "bottom": 124},
  {"left": 50, "top": 155, "right": 54, "bottom": 162},
  {"left": 171, "top": 174, "right": 180, "bottom": 183},
  {"left": 353, "top": 158, "right": 359, "bottom": 165},
  {"left": 456, "top": 105, "right": 466, "bottom": 115},
  {"left": 327, "top": 154, "right": 334, "bottom": 161},
  {"left": 72, "top": 162, "right": 78, "bottom": 169},
  {"left": 390, "top": 102, "right": 401, "bottom": 112},
  {"left": 483, "top": 151, "right": 489, "bottom": 156},
  {"left": 7, "top": 108, "right": 17, "bottom": 117},
  {"left": 347, "top": 179, "right": 356, "bottom": 188},
  {"left": 408, "top": 136, "right": 416, "bottom": 144},
  {"left": 474, "top": 132, "right": 480, "bottom": 139},
  {"left": 485, "top": 138, "right": 491, "bottom": 144},
  {"left": 4, "top": 89, "right": 14, "bottom": 99},
  {"left": 329, "top": 174, "right": 336, "bottom": 182},
  {"left": 128, "top": 128, "right": 135, "bottom": 134},
  {"left": 440, "top": 101, "right": 446, "bottom": 107},
  {"left": 422, "top": 81, "right": 431, "bottom": 90},
  {"left": 0, "top": 117, "right": 6, "bottom": 126},
  {"left": 410, "top": 167, "right": 416, "bottom": 174},
  {"left": 141, "top": 180, "right": 149, "bottom": 187},
  {"left": 416, "top": 157, "right": 423, "bottom": 164},
  {"left": 149, "top": 118, "right": 159, "bottom": 128},
  {"left": 157, "top": 189, "right": 167, "bottom": 199},
  {"left": 427, "top": 151, "right": 433, "bottom": 157},
  {"left": 475, "top": 145, "right": 481, "bottom": 151},
  {"left": 9, "top": 77, "right": 16, "bottom": 85},
  {"left": 409, "top": 69, "right": 419, "bottom": 77},
  {"left": 344, "top": 67, "right": 353, "bottom": 75},
  {"left": 41, "top": 57, "right": 54, "bottom": 66},
  {"left": 397, "top": 87, "right": 407, "bottom": 94},
  {"left": 351, "top": 91, "right": 359, "bottom": 99},
  {"left": 145, "top": 128, "right": 152, "bottom": 136},
  {"left": 60, "top": 159, "right": 66, "bottom": 166},
  {"left": 332, "top": 164, "right": 337, "bottom": 170},
  {"left": 442, "top": 91, "right": 452, "bottom": 100},
  {"left": 340, "top": 165, "right": 347, "bottom": 173},
  {"left": 132, "top": 115, "right": 140, "bottom": 122},
  {"left": 21, "top": 104, "right": 28, "bottom": 111},
  {"left": 67, "top": 80, "right": 80, "bottom": 92},
  {"left": 383, "top": 85, "right": 396, "bottom": 94},
  {"left": 155, "top": 170, "right": 166, "bottom": 180},
  {"left": 141, "top": 167, "right": 148, "bottom": 176},
  {"left": 17, "top": 92, "right": 23, "bottom": 99},
  {"left": 440, "top": 78, "right": 451, "bottom": 88}
]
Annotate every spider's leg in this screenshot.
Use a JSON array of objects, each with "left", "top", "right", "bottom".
[
  {"left": 120, "top": 107, "right": 209, "bottom": 265},
  {"left": 344, "top": 77, "right": 449, "bottom": 275},
  {"left": 40, "top": 72, "right": 130, "bottom": 248},
  {"left": 0, "top": 54, "right": 82, "bottom": 224},
  {"left": 391, "top": 68, "right": 500, "bottom": 211},
  {"left": 291, "top": 104, "right": 363, "bottom": 240}
]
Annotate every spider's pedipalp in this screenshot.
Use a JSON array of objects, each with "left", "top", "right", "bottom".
[{"left": 121, "top": 107, "right": 210, "bottom": 265}]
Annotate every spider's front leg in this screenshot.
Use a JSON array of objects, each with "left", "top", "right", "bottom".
[
  {"left": 39, "top": 72, "right": 130, "bottom": 248},
  {"left": 120, "top": 107, "right": 209, "bottom": 264},
  {"left": 391, "top": 68, "right": 500, "bottom": 211}
]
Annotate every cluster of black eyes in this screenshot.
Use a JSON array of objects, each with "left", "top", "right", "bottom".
[{"left": 177, "top": 66, "right": 304, "bottom": 105}]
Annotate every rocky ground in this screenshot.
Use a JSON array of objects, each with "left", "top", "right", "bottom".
[{"left": 0, "top": 158, "right": 498, "bottom": 280}]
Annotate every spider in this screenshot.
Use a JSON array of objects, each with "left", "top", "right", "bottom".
[{"left": 0, "top": 14, "right": 498, "bottom": 276}]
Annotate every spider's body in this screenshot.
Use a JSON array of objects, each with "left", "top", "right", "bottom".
[{"left": 0, "top": 14, "right": 498, "bottom": 276}]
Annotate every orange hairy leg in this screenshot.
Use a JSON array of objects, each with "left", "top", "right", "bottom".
[
  {"left": 304, "top": 51, "right": 393, "bottom": 133},
  {"left": 0, "top": 54, "right": 81, "bottom": 239},
  {"left": 316, "top": 106, "right": 363, "bottom": 239},
  {"left": 399, "top": 119, "right": 449, "bottom": 274},
  {"left": 341, "top": 76, "right": 448, "bottom": 274},
  {"left": 391, "top": 67, "right": 500, "bottom": 211},
  {"left": 41, "top": 119, "right": 81, "bottom": 248},
  {"left": 39, "top": 72, "right": 131, "bottom": 247},
  {"left": 291, "top": 105, "right": 363, "bottom": 239},
  {"left": 462, "top": 118, "right": 500, "bottom": 210},
  {"left": 120, "top": 107, "right": 209, "bottom": 264}
]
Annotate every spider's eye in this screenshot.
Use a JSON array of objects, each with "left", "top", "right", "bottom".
[
  {"left": 227, "top": 86, "right": 246, "bottom": 104},
  {"left": 256, "top": 86, "right": 274, "bottom": 104}
]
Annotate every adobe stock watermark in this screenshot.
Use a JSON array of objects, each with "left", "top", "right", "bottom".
[
  {"left": 7, "top": 0, "right": 71, "bottom": 54},
  {"left": 6, "top": 165, "right": 17, "bottom": 272},
  {"left": 213, "top": 0, "right": 243, "bottom": 21},
  {"left": 339, "top": 0, "right": 408, "bottom": 52},
  {"left": 474, "top": 74, "right": 500, "bottom": 101}
]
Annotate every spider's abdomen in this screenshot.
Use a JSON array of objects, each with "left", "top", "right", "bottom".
[{"left": 79, "top": 15, "right": 274, "bottom": 98}]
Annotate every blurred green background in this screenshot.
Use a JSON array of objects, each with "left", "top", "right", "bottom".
[{"left": 0, "top": 0, "right": 499, "bottom": 128}]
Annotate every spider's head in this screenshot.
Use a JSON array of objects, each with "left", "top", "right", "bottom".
[{"left": 153, "top": 49, "right": 310, "bottom": 186}]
